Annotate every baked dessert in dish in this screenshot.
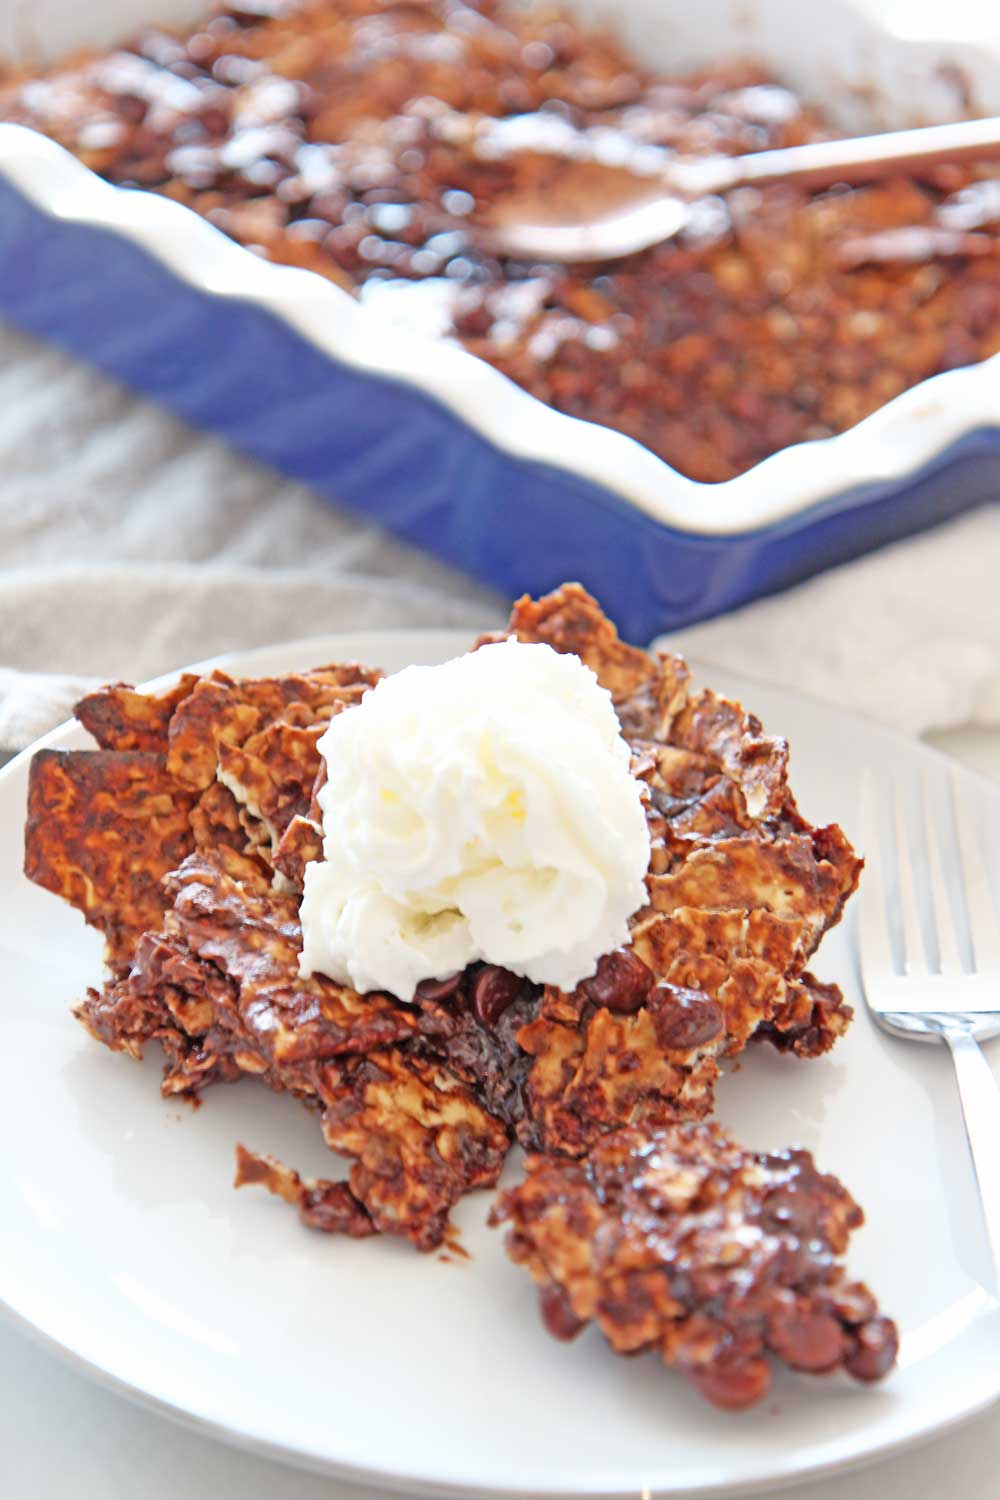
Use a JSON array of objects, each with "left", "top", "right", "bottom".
[
  {"left": 23, "top": 584, "right": 893, "bottom": 1405},
  {"left": 491, "top": 1121, "right": 899, "bottom": 1409},
  {"left": 3, "top": 0, "right": 1000, "bottom": 482}
]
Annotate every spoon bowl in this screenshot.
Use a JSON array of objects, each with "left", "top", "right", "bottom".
[
  {"left": 471, "top": 115, "right": 1000, "bottom": 264},
  {"left": 475, "top": 156, "right": 690, "bottom": 262}
]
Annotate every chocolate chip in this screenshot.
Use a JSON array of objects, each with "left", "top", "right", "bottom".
[
  {"left": 688, "top": 1356, "right": 771, "bottom": 1409},
  {"left": 414, "top": 973, "right": 464, "bottom": 1004},
  {"left": 580, "top": 948, "right": 653, "bottom": 1013},
  {"left": 760, "top": 1180, "right": 822, "bottom": 1239},
  {"left": 648, "top": 985, "right": 725, "bottom": 1050},
  {"left": 831, "top": 1281, "right": 877, "bottom": 1325},
  {"left": 767, "top": 1306, "right": 845, "bottom": 1372},
  {"left": 538, "top": 1281, "right": 585, "bottom": 1341},
  {"left": 198, "top": 104, "right": 231, "bottom": 138},
  {"left": 844, "top": 1316, "right": 899, "bottom": 1382},
  {"left": 300, "top": 1183, "right": 377, "bottom": 1238},
  {"left": 112, "top": 95, "right": 148, "bottom": 126},
  {"left": 472, "top": 965, "right": 522, "bottom": 1029}
]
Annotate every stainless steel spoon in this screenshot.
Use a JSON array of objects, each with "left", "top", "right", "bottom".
[{"left": 471, "top": 114, "right": 1000, "bottom": 263}]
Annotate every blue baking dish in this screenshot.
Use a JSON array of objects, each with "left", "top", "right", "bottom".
[{"left": 1, "top": 0, "right": 998, "bottom": 642}]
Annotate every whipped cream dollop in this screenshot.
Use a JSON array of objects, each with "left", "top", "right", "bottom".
[{"left": 298, "top": 638, "right": 650, "bottom": 1001}]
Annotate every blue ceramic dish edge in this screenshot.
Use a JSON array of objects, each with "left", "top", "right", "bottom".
[{"left": 0, "top": 125, "right": 997, "bottom": 641}]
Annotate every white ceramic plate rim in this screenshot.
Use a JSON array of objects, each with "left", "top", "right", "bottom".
[
  {"left": 1, "top": 628, "right": 999, "bottom": 1498},
  {"left": 4, "top": 0, "right": 1000, "bottom": 539}
]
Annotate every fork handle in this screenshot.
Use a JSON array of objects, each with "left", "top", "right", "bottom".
[{"left": 943, "top": 1027, "right": 1000, "bottom": 1294}]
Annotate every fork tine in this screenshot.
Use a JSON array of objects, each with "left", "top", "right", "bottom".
[
  {"left": 894, "top": 781, "right": 929, "bottom": 976},
  {"left": 953, "top": 773, "right": 1000, "bottom": 973},
  {"left": 859, "top": 770, "right": 895, "bottom": 980},
  {"left": 922, "top": 773, "right": 963, "bottom": 976}
]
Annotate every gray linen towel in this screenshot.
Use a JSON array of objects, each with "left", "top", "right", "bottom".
[{"left": 0, "top": 325, "right": 996, "bottom": 749}]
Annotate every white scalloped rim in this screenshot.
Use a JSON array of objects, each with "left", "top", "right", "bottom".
[{"left": 3, "top": 115, "right": 1000, "bottom": 539}]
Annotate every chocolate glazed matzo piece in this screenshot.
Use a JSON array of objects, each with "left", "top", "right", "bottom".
[
  {"left": 24, "top": 748, "right": 197, "bottom": 974},
  {"left": 491, "top": 1121, "right": 898, "bottom": 1409},
  {"left": 25, "top": 585, "right": 871, "bottom": 1290}
]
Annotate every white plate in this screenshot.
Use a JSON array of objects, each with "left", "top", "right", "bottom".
[{"left": 1, "top": 630, "right": 998, "bottom": 1498}]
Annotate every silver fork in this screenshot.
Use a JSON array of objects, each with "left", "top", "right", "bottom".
[{"left": 859, "top": 768, "right": 1000, "bottom": 1293}]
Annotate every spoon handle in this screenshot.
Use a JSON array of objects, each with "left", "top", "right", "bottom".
[{"left": 674, "top": 115, "right": 1000, "bottom": 197}]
